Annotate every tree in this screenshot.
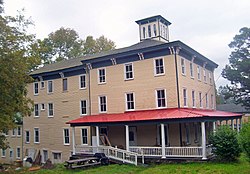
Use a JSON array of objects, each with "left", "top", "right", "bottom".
[
  {"left": 0, "top": 10, "right": 38, "bottom": 148},
  {"left": 222, "top": 27, "right": 250, "bottom": 109},
  {"left": 238, "top": 123, "right": 250, "bottom": 161},
  {"left": 209, "top": 126, "right": 241, "bottom": 162}
]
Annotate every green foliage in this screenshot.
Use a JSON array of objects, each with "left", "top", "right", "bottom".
[
  {"left": 0, "top": 11, "right": 37, "bottom": 148},
  {"left": 209, "top": 125, "right": 241, "bottom": 162},
  {"left": 238, "top": 123, "right": 250, "bottom": 161},
  {"left": 222, "top": 27, "right": 250, "bottom": 108}
]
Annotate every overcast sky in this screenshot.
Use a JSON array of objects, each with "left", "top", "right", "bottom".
[{"left": 3, "top": 0, "right": 250, "bottom": 87}]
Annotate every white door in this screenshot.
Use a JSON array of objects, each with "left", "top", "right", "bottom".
[{"left": 129, "top": 127, "right": 137, "bottom": 146}]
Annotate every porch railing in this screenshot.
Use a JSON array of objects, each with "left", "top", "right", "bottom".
[
  {"left": 75, "top": 145, "right": 139, "bottom": 165},
  {"left": 129, "top": 146, "right": 203, "bottom": 158}
]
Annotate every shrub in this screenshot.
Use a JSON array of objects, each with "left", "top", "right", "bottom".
[
  {"left": 209, "top": 125, "right": 241, "bottom": 162},
  {"left": 238, "top": 122, "right": 250, "bottom": 161}
]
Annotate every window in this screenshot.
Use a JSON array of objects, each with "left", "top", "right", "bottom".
[
  {"left": 1, "top": 149, "right": 6, "bottom": 157},
  {"left": 205, "top": 93, "right": 208, "bottom": 108},
  {"left": 153, "top": 24, "right": 157, "bottom": 36},
  {"left": 16, "top": 147, "right": 20, "bottom": 159},
  {"left": 81, "top": 128, "right": 88, "bottom": 145},
  {"left": 99, "top": 96, "right": 107, "bottom": 113},
  {"left": 192, "top": 90, "right": 196, "bottom": 108},
  {"left": 142, "top": 27, "right": 146, "bottom": 38},
  {"left": 63, "top": 129, "right": 70, "bottom": 145},
  {"left": 40, "top": 81, "right": 45, "bottom": 89},
  {"left": 25, "top": 131, "right": 30, "bottom": 143},
  {"left": 156, "top": 89, "right": 166, "bottom": 108},
  {"left": 62, "top": 78, "right": 68, "bottom": 91},
  {"left": 197, "top": 66, "right": 201, "bottom": 80},
  {"left": 148, "top": 25, "right": 151, "bottom": 37},
  {"left": 48, "top": 80, "right": 53, "bottom": 93},
  {"left": 203, "top": 69, "right": 207, "bottom": 82},
  {"left": 181, "top": 58, "right": 186, "bottom": 75},
  {"left": 34, "top": 82, "right": 39, "bottom": 95},
  {"left": 199, "top": 92, "right": 203, "bottom": 108},
  {"left": 48, "top": 103, "right": 54, "bottom": 117},
  {"left": 41, "top": 103, "right": 45, "bottom": 110},
  {"left": 211, "top": 94, "right": 214, "bottom": 109},
  {"left": 79, "top": 75, "right": 86, "bottom": 89},
  {"left": 53, "top": 152, "right": 61, "bottom": 160},
  {"left": 190, "top": 62, "right": 194, "bottom": 78},
  {"left": 12, "top": 128, "right": 16, "bottom": 136},
  {"left": 209, "top": 72, "right": 212, "bottom": 84},
  {"left": 9, "top": 149, "right": 13, "bottom": 158},
  {"left": 3, "top": 129, "right": 8, "bottom": 136},
  {"left": 126, "top": 93, "right": 135, "bottom": 110},
  {"left": 34, "top": 104, "right": 39, "bottom": 117},
  {"left": 183, "top": 88, "right": 187, "bottom": 107},
  {"left": 98, "top": 68, "right": 106, "bottom": 84},
  {"left": 80, "top": 100, "right": 87, "bottom": 115},
  {"left": 17, "top": 126, "right": 21, "bottom": 136},
  {"left": 34, "top": 128, "right": 40, "bottom": 143},
  {"left": 124, "top": 63, "right": 133, "bottom": 80},
  {"left": 185, "top": 123, "right": 190, "bottom": 145},
  {"left": 154, "top": 58, "right": 164, "bottom": 75}
]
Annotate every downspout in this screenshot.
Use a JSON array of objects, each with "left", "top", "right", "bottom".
[{"left": 86, "top": 66, "right": 91, "bottom": 116}]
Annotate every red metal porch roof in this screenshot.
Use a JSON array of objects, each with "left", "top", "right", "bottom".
[{"left": 67, "top": 108, "right": 241, "bottom": 125}]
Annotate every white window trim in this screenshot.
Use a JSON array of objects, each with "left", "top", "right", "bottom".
[
  {"left": 41, "top": 103, "right": 45, "bottom": 111},
  {"left": 197, "top": 66, "right": 201, "bottom": 81},
  {"left": 125, "top": 92, "right": 135, "bottom": 111},
  {"left": 63, "top": 128, "right": 70, "bottom": 146},
  {"left": 34, "top": 82, "right": 39, "bottom": 95},
  {"left": 155, "top": 89, "right": 167, "bottom": 109},
  {"left": 79, "top": 74, "right": 86, "bottom": 89},
  {"left": 181, "top": 58, "right": 186, "bottom": 75},
  {"left": 17, "top": 126, "right": 21, "bottom": 137},
  {"left": 47, "top": 103, "right": 54, "bottom": 117},
  {"left": 199, "top": 92, "right": 203, "bottom": 108},
  {"left": 9, "top": 149, "right": 13, "bottom": 158},
  {"left": 192, "top": 90, "right": 196, "bottom": 108},
  {"left": 34, "top": 103, "right": 40, "bottom": 117},
  {"left": 183, "top": 88, "right": 188, "bottom": 107},
  {"left": 62, "top": 78, "right": 68, "bottom": 91},
  {"left": 124, "top": 63, "right": 134, "bottom": 80},
  {"left": 25, "top": 130, "right": 30, "bottom": 144},
  {"left": 34, "top": 127, "right": 40, "bottom": 144},
  {"left": 98, "top": 96, "right": 107, "bottom": 113},
  {"left": 47, "top": 80, "right": 54, "bottom": 94},
  {"left": 205, "top": 93, "right": 209, "bottom": 109},
  {"left": 154, "top": 58, "right": 165, "bottom": 76},
  {"left": 1, "top": 149, "right": 6, "bottom": 157},
  {"left": 16, "top": 147, "right": 21, "bottom": 159},
  {"left": 81, "top": 128, "right": 88, "bottom": 145},
  {"left": 97, "top": 68, "right": 106, "bottom": 84},
  {"left": 80, "top": 100, "right": 87, "bottom": 116},
  {"left": 190, "top": 62, "right": 194, "bottom": 79}
]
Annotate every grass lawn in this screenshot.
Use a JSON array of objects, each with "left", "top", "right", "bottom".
[{"left": 7, "top": 154, "right": 250, "bottom": 174}]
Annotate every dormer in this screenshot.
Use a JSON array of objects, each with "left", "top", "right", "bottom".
[{"left": 136, "top": 15, "right": 171, "bottom": 42}]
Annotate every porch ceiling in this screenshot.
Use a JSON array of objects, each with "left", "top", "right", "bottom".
[{"left": 67, "top": 108, "right": 241, "bottom": 126}]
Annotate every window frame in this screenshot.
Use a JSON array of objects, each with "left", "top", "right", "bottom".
[
  {"left": 79, "top": 74, "right": 86, "bottom": 89},
  {"left": 148, "top": 25, "right": 151, "bottom": 37},
  {"left": 125, "top": 92, "right": 135, "bottom": 111},
  {"left": 47, "top": 80, "right": 54, "bottom": 94},
  {"left": 12, "top": 128, "right": 16, "bottom": 137},
  {"left": 192, "top": 90, "right": 196, "bottom": 108},
  {"left": 34, "top": 104, "right": 40, "bottom": 117},
  {"left": 211, "top": 94, "right": 214, "bottom": 109},
  {"left": 34, "top": 82, "right": 39, "bottom": 95},
  {"left": 183, "top": 88, "right": 188, "bottom": 107},
  {"left": 62, "top": 78, "right": 68, "bottom": 91},
  {"left": 155, "top": 89, "right": 167, "bottom": 108},
  {"left": 199, "top": 92, "right": 203, "bottom": 108},
  {"left": 17, "top": 126, "right": 21, "bottom": 137},
  {"left": 1, "top": 149, "right": 6, "bottom": 157},
  {"left": 63, "top": 128, "right": 70, "bottom": 145},
  {"left": 154, "top": 58, "right": 165, "bottom": 76},
  {"left": 9, "top": 149, "right": 13, "bottom": 158},
  {"left": 40, "top": 81, "right": 45, "bottom": 89},
  {"left": 190, "top": 62, "right": 194, "bottom": 78},
  {"left": 34, "top": 128, "right": 40, "bottom": 144},
  {"left": 197, "top": 65, "right": 201, "bottom": 80},
  {"left": 47, "top": 103, "right": 54, "bottom": 117},
  {"left": 203, "top": 69, "right": 207, "bottom": 83},
  {"left": 99, "top": 96, "right": 107, "bottom": 113},
  {"left": 16, "top": 147, "right": 21, "bottom": 159},
  {"left": 80, "top": 100, "right": 87, "bottom": 115},
  {"left": 181, "top": 58, "right": 186, "bottom": 75},
  {"left": 124, "top": 63, "right": 134, "bottom": 80},
  {"left": 41, "top": 103, "right": 45, "bottom": 111},
  {"left": 81, "top": 128, "right": 88, "bottom": 145},
  {"left": 205, "top": 93, "right": 209, "bottom": 108},
  {"left": 209, "top": 72, "right": 212, "bottom": 84},
  {"left": 25, "top": 130, "right": 30, "bottom": 144},
  {"left": 98, "top": 68, "right": 106, "bottom": 84}
]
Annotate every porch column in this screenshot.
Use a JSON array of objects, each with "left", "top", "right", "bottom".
[
  {"left": 231, "top": 119, "right": 234, "bottom": 130},
  {"left": 212, "top": 121, "right": 216, "bottom": 134},
  {"left": 161, "top": 123, "right": 166, "bottom": 158},
  {"left": 125, "top": 125, "right": 129, "bottom": 151},
  {"left": 201, "top": 121, "right": 207, "bottom": 160},
  {"left": 72, "top": 126, "right": 76, "bottom": 155},
  {"left": 236, "top": 119, "right": 239, "bottom": 133},
  {"left": 96, "top": 126, "right": 99, "bottom": 147}
]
